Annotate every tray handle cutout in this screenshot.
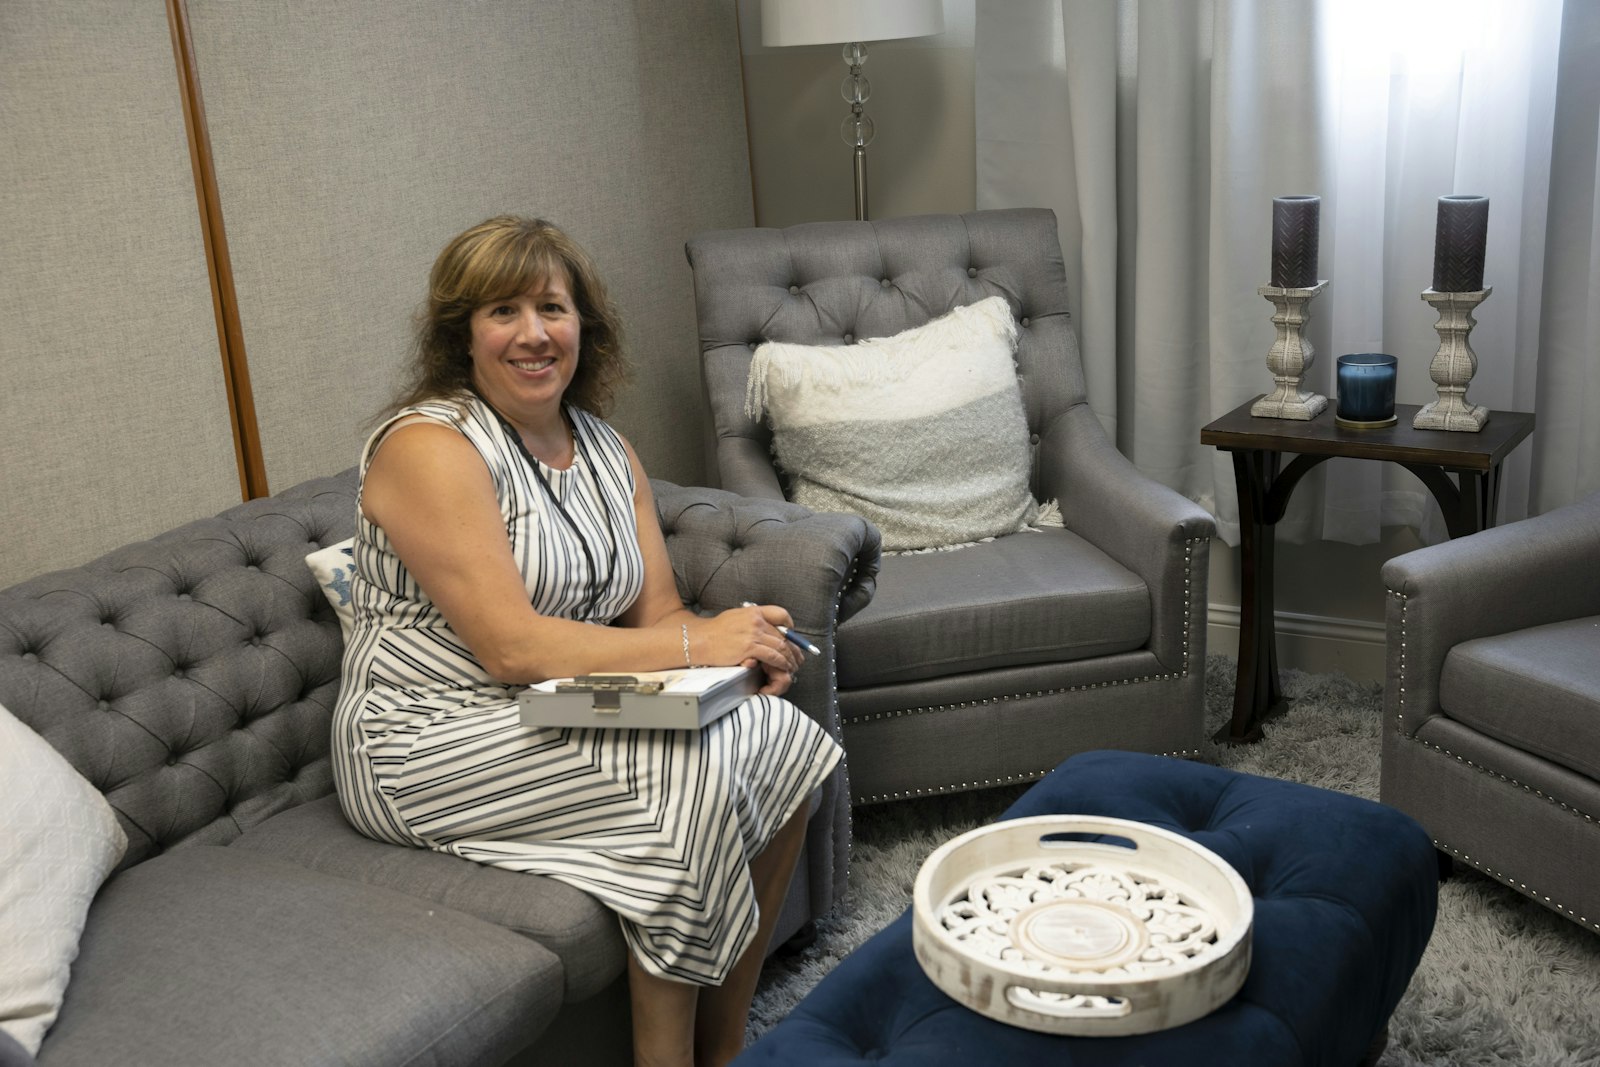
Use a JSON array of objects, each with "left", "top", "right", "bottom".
[
  {"left": 1006, "top": 988, "right": 1132, "bottom": 1019},
  {"left": 1039, "top": 831, "right": 1138, "bottom": 851}
]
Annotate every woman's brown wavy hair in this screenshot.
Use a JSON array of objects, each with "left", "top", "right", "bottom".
[{"left": 384, "top": 215, "right": 628, "bottom": 419}]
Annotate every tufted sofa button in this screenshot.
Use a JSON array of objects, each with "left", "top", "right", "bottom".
[
  {"left": 176, "top": 592, "right": 192, "bottom": 601},
  {"left": 880, "top": 277, "right": 891, "bottom": 287},
  {"left": 173, "top": 668, "right": 186, "bottom": 678},
  {"left": 22, "top": 652, "right": 37, "bottom": 662},
  {"left": 844, "top": 333, "right": 854, "bottom": 344},
  {"left": 1021, "top": 316, "right": 1031, "bottom": 327},
  {"left": 789, "top": 285, "right": 800, "bottom": 295},
  {"left": 967, "top": 266, "right": 978, "bottom": 277},
  {"left": 249, "top": 636, "right": 263, "bottom": 647},
  {"left": 1030, "top": 433, "right": 1041, "bottom": 445},
  {"left": 97, "top": 700, "right": 111, "bottom": 711}
]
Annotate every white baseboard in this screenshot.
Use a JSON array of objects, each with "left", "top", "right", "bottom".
[{"left": 1206, "top": 604, "right": 1386, "bottom": 683}]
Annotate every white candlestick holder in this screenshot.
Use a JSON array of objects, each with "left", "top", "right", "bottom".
[
  {"left": 1413, "top": 287, "right": 1491, "bottom": 432},
  {"left": 1251, "top": 280, "right": 1329, "bottom": 420}
]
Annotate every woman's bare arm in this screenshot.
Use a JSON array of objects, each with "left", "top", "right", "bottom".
[
  {"left": 361, "top": 422, "right": 799, "bottom": 688},
  {"left": 615, "top": 436, "right": 801, "bottom": 693}
]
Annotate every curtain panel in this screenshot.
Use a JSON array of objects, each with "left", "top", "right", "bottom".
[{"left": 976, "top": 0, "right": 1592, "bottom": 546}]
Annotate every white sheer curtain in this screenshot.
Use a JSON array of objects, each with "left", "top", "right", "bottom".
[{"left": 975, "top": 0, "right": 1595, "bottom": 546}]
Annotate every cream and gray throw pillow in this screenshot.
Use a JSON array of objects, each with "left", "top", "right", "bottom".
[
  {"left": 0, "top": 702, "right": 128, "bottom": 1054},
  {"left": 746, "top": 296, "right": 1054, "bottom": 551}
]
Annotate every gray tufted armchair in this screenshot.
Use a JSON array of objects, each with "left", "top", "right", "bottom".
[
  {"left": 686, "top": 208, "right": 1216, "bottom": 804},
  {"left": 1380, "top": 488, "right": 1600, "bottom": 934}
]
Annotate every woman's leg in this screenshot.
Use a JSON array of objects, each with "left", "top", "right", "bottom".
[
  {"left": 627, "top": 955, "right": 698, "bottom": 1067},
  {"left": 692, "top": 806, "right": 811, "bottom": 1067}
]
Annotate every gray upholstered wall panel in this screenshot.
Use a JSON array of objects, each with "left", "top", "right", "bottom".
[
  {"left": 0, "top": 1, "right": 240, "bottom": 588},
  {"left": 187, "top": 0, "right": 755, "bottom": 491}
]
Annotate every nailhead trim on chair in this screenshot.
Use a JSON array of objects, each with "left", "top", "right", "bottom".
[
  {"left": 1182, "top": 536, "right": 1193, "bottom": 674},
  {"left": 1402, "top": 734, "right": 1599, "bottom": 830},
  {"left": 1391, "top": 588, "right": 1598, "bottom": 825},
  {"left": 1179, "top": 533, "right": 1210, "bottom": 677},
  {"left": 854, "top": 747, "right": 1204, "bottom": 806},
  {"left": 1389, "top": 587, "right": 1599, "bottom": 932},
  {"left": 1433, "top": 835, "right": 1598, "bottom": 933},
  {"left": 830, "top": 568, "right": 854, "bottom": 886},
  {"left": 845, "top": 533, "right": 1208, "bottom": 803},
  {"left": 859, "top": 769, "right": 1054, "bottom": 805},
  {"left": 841, "top": 535, "right": 1207, "bottom": 726},
  {"left": 1391, "top": 588, "right": 1411, "bottom": 733},
  {"left": 840, "top": 672, "right": 1184, "bottom": 724}
]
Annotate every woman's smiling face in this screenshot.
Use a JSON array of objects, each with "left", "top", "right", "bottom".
[{"left": 467, "top": 270, "right": 580, "bottom": 424}]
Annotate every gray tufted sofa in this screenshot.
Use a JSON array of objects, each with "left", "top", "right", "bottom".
[{"left": 0, "top": 469, "right": 878, "bottom": 1067}]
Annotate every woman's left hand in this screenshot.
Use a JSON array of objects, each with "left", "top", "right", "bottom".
[{"left": 756, "top": 663, "right": 794, "bottom": 697}]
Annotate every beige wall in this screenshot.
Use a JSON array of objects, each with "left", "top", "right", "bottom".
[
  {"left": 187, "top": 0, "right": 750, "bottom": 495},
  {"left": 0, "top": 1, "right": 241, "bottom": 588},
  {"left": 1, "top": 1, "right": 753, "bottom": 589},
  {"left": 735, "top": 0, "right": 1403, "bottom": 679}
]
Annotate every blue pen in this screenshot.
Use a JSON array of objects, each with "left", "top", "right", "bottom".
[
  {"left": 742, "top": 602, "right": 823, "bottom": 655},
  {"left": 778, "top": 626, "right": 823, "bottom": 656}
]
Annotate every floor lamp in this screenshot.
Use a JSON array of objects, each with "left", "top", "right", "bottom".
[{"left": 760, "top": 0, "right": 945, "bottom": 221}]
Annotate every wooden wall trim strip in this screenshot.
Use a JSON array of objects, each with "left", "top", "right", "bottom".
[{"left": 166, "top": 0, "right": 270, "bottom": 500}]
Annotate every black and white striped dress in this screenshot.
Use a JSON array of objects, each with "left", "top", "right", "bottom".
[{"left": 331, "top": 393, "right": 842, "bottom": 985}]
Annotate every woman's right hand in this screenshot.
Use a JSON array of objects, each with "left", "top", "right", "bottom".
[{"left": 683, "top": 605, "right": 803, "bottom": 680}]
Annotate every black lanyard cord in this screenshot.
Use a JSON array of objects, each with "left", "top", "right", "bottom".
[{"left": 471, "top": 392, "right": 619, "bottom": 620}]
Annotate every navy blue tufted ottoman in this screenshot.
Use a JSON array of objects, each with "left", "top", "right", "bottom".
[{"left": 738, "top": 751, "right": 1437, "bottom": 1067}]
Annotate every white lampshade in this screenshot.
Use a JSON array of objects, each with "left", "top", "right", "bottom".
[{"left": 760, "top": 0, "right": 946, "bottom": 48}]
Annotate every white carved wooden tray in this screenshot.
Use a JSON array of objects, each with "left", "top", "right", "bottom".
[{"left": 912, "top": 815, "right": 1253, "bottom": 1036}]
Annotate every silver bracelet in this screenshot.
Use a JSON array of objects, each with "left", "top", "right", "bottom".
[{"left": 680, "top": 623, "right": 693, "bottom": 667}]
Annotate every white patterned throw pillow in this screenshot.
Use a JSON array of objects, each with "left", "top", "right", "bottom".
[
  {"left": 745, "top": 296, "right": 1055, "bottom": 552},
  {"left": 0, "top": 702, "right": 128, "bottom": 1054},
  {"left": 305, "top": 538, "right": 358, "bottom": 640}
]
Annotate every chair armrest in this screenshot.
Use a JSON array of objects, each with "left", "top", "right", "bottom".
[
  {"left": 652, "top": 479, "right": 881, "bottom": 721},
  {"left": 1036, "top": 404, "right": 1216, "bottom": 672},
  {"left": 654, "top": 479, "right": 880, "bottom": 629},
  {"left": 653, "top": 480, "right": 880, "bottom": 912},
  {"left": 1382, "top": 491, "right": 1600, "bottom": 737}
]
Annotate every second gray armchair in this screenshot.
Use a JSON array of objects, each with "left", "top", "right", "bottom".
[
  {"left": 686, "top": 209, "right": 1214, "bottom": 804},
  {"left": 1380, "top": 489, "right": 1600, "bottom": 935}
]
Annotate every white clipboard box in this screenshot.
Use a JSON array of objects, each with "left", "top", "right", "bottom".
[{"left": 517, "top": 666, "right": 762, "bottom": 730}]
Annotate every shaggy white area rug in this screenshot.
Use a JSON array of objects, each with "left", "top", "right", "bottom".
[{"left": 748, "top": 655, "right": 1600, "bottom": 1065}]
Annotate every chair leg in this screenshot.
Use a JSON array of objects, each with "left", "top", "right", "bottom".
[
  {"left": 1436, "top": 849, "right": 1454, "bottom": 882},
  {"left": 1357, "top": 1024, "right": 1389, "bottom": 1067}
]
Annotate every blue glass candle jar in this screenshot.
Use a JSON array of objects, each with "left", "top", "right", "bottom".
[{"left": 1335, "top": 353, "right": 1398, "bottom": 428}]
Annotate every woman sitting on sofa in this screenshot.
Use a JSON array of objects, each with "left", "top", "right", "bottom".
[{"left": 331, "top": 215, "right": 841, "bottom": 1067}]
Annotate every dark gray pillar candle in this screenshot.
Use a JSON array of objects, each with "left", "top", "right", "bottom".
[
  {"left": 1432, "top": 195, "right": 1489, "bottom": 292},
  {"left": 1271, "top": 195, "right": 1320, "bottom": 288}
]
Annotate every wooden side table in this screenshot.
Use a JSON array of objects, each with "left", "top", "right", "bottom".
[{"left": 1202, "top": 398, "right": 1535, "bottom": 743}]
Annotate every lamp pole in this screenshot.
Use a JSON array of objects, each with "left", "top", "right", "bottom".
[
  {"left": 759, "top": 0, "right": 945, "bottom": 222},
  {"left": 842, "top": 41, "right": 873, "bottom": 220}
]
